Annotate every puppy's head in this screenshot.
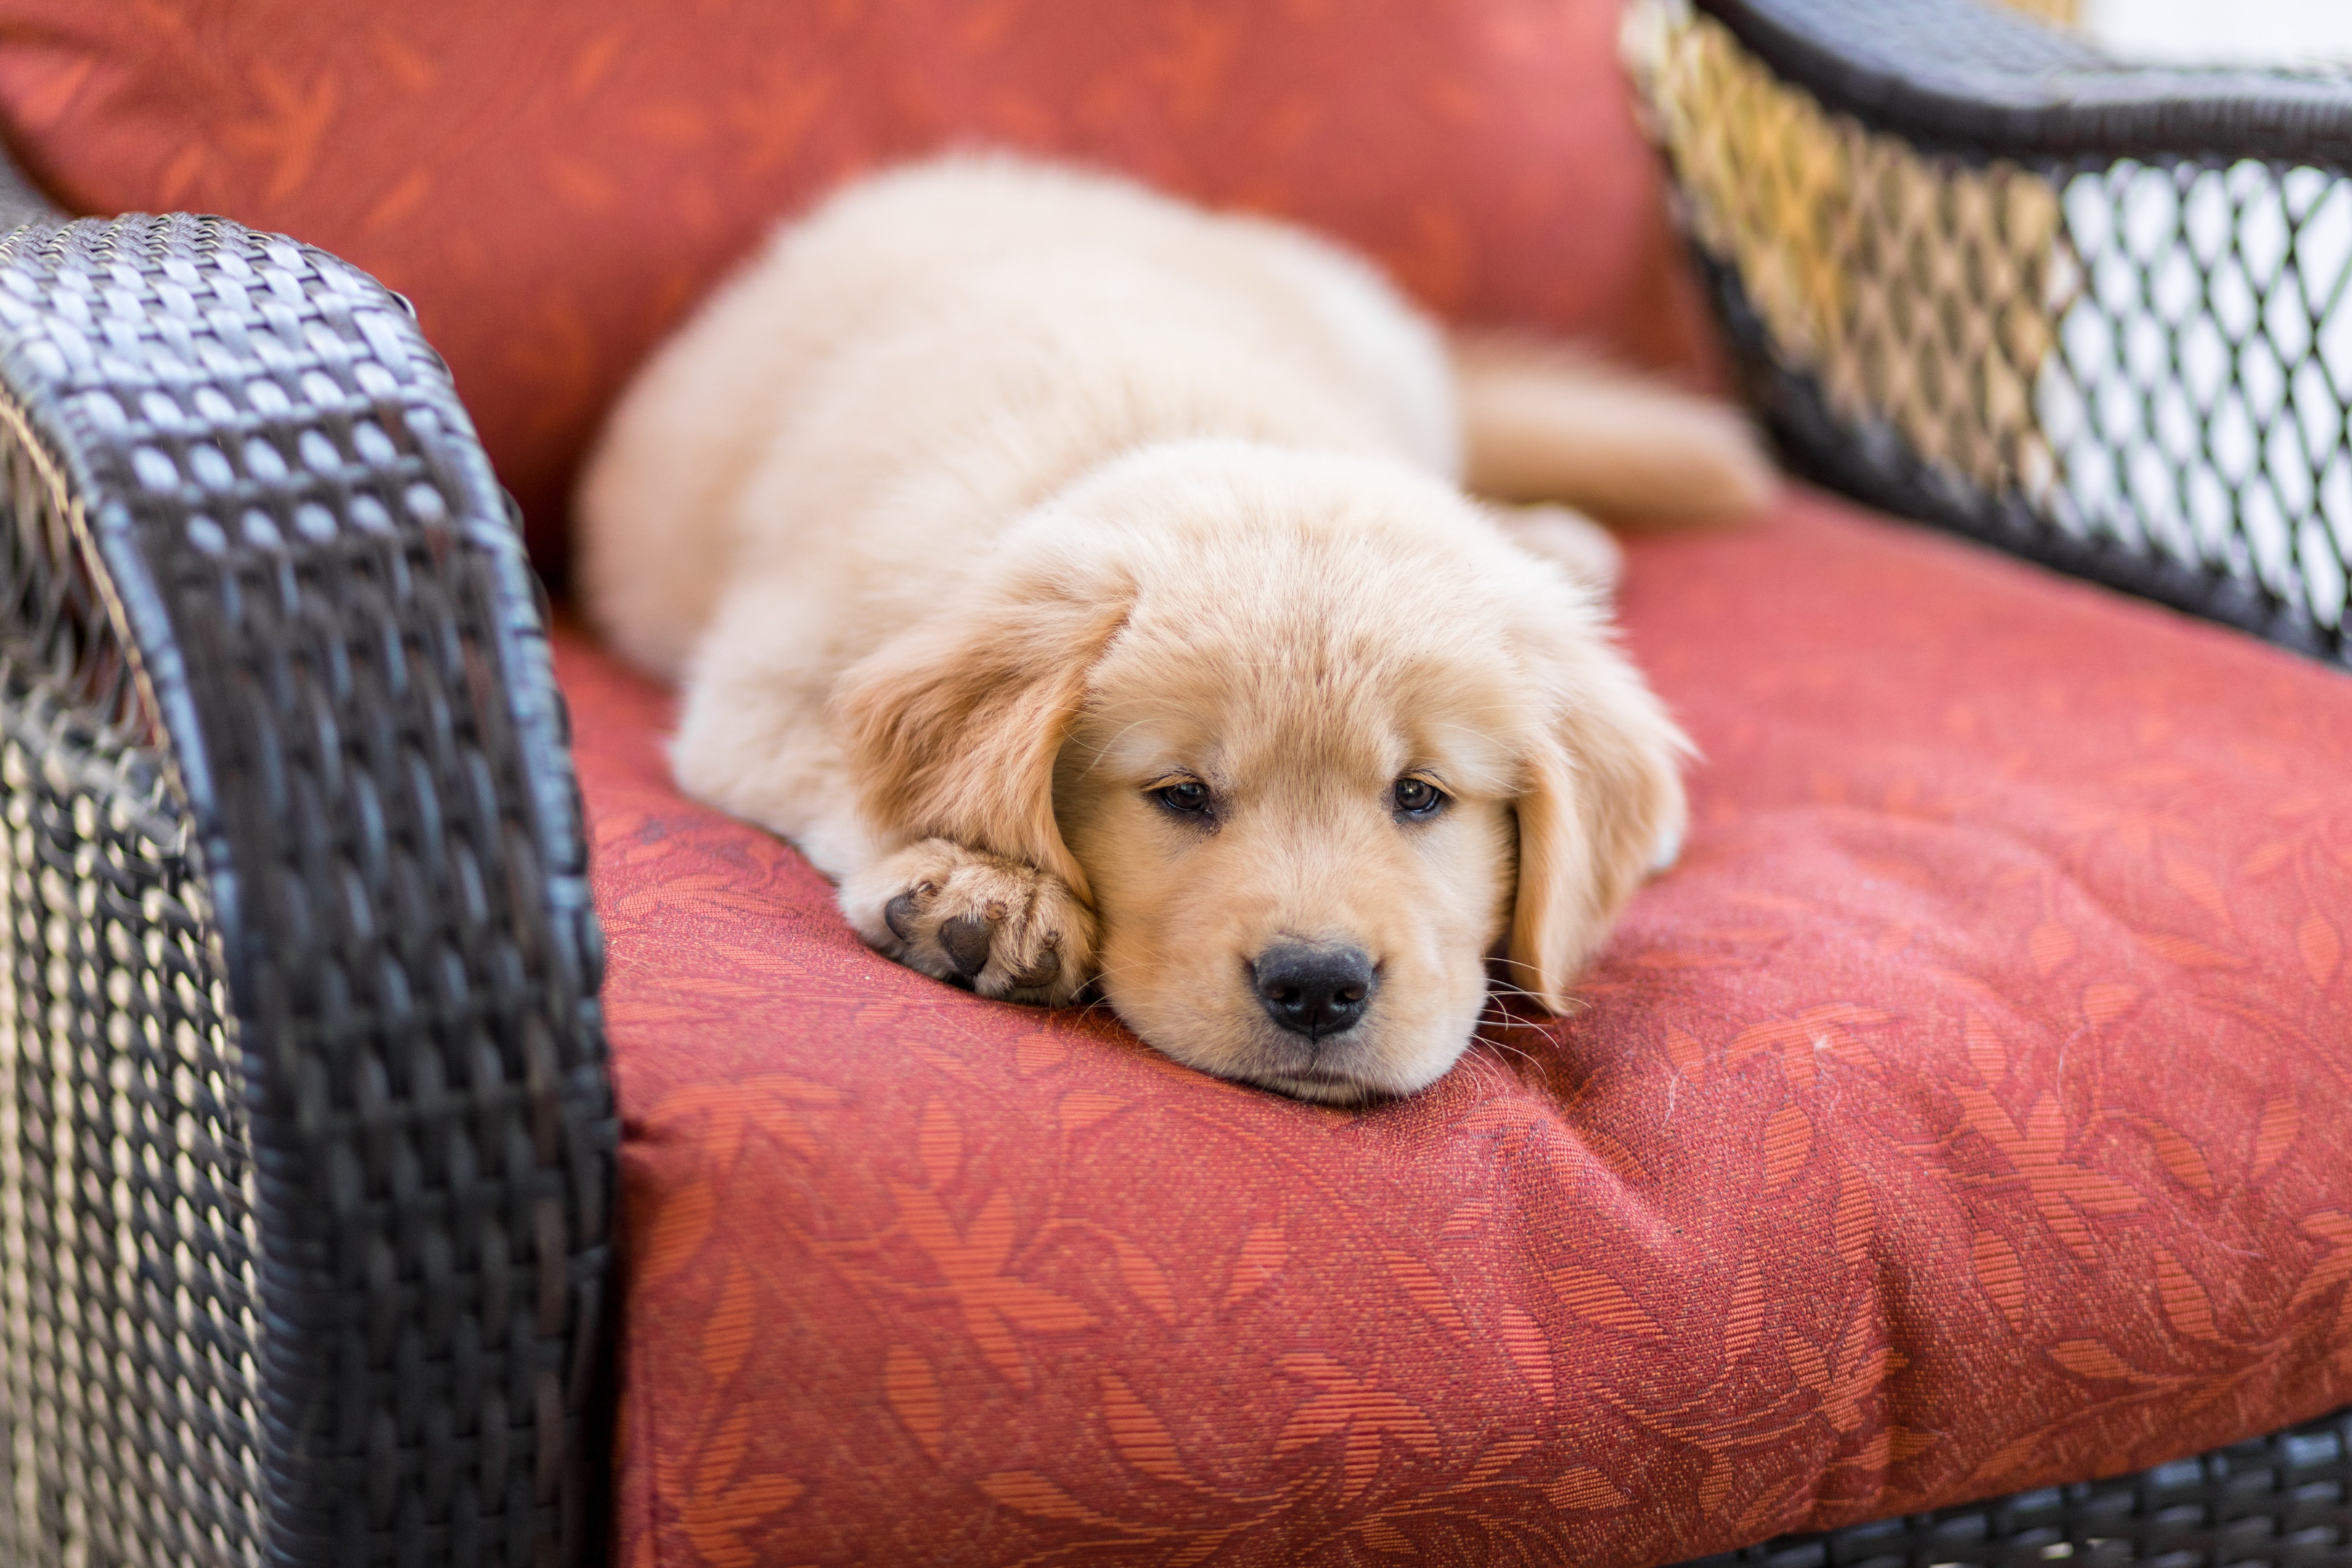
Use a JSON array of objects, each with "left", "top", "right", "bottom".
[{"left": 841, "top": 441, "right": 1686, "bottom": 1102}]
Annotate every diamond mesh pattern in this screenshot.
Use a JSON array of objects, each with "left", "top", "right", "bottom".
[
  {"left": 1628, "top": 0, "right": 2352, "bottom": 662},
  {"left": 0, "top": 401, "right": 261, "bottom": 1564},
  {"left": 2051, "top": 159, "right": 2352, "bottom": 629}
]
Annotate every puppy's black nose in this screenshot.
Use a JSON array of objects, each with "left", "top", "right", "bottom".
[{"left": 1253, "top": 943, "right": 1376, "bottom": 1040}]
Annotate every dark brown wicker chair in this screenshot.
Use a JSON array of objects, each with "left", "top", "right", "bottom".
[
  {"left": 0, "top": 160, "right": 613, "bottom": 1566},
  {"left": 0, "top": 1, "right": 2343, "bottom": 1564}
]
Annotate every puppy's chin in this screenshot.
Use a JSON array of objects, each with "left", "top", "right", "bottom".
[
  {"left": 1246, "top": 1068, "right": 1387, "bottom": 1108},
  {"left": 1104, "top": 978, "right": 1490, "bottom": 1106}
]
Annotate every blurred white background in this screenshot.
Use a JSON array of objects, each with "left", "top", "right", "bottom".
[{"left": 2080, "top": 0, "right": 2352, "bottom": 63}]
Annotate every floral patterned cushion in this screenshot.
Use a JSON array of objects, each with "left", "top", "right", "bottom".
[
  {"left": 0, "top": 0, "right": 1720, "bottom": 573},
  {"left": 566, "top": 491, "right": 2352, "bottom": 1567}
]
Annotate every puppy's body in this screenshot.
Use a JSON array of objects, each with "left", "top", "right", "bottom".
[{"left": 579, "top": 155, "right": 1768, "bottom": 1101}]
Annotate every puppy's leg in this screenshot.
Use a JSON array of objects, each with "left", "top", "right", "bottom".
[
  {"left": 1453, "top": 335, "right": 1776, "bottom": 523},
  {"left": 1482, "top": 501, "right": 1625, "bottom": 597},
  {"left": 841, "top": 839, "right": 1098, "bottom": 1006}
]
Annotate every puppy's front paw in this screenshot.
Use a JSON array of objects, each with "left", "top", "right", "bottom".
[{"left": 842, "top": 839, "right": 1097, "bottom": 1005}]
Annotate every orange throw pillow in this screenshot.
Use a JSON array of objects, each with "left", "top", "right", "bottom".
[{"left": 0, "top": 0, "right": 1720, "bottom": 574}]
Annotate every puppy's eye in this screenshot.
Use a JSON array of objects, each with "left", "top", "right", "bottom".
[
  {"left": 1392, "top": 776, "right": 1446, "bottom": 817},
  {"left": 1153, "top": 780, "right": 1213, "bottom": 815}
]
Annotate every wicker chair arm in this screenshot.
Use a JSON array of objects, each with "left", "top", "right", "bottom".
[
  {"left": 1633, "top": 0, "right": 2352, "bottom": 667},
  {"left": 1701, "top": 0, "right": 2352, "bottom": 163},
  {"left": 0, "top": 160, "right": 614, "bottom": 1567}
]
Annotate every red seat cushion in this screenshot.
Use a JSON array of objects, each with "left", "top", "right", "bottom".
[
  {"left": 0, "top": 0, "right": 1720, "bottom": 575},
  {"left": 566, "top": 491, "right": 2352, "bottom": 1567}
]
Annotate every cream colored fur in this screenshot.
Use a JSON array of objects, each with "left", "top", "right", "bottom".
[{"left": 576, "top": 153, "right": 1772, "bottom": 1103}]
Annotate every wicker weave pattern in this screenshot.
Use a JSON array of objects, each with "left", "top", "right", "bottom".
[
  {"left": 1690, "top": 0, "right": 2352, "bottom": 163},
  {"left": 1628, "top": 3, "right": 2065, "bottom": 507},
  {"left": 0, "top": 390, "right": 144, "bottom": 741},
  {"left": 0, "top": 679, "right": 258, "bottom": 1568},
  {"left": 1629, "top": 0, "right": 2352, "bottom": 663},
  {"left": 0, "top": 205, "right": 615, "bottom": 1566},
  {"left": 1683, "top": 1405, "right": 2352, "bottom": 1565}
]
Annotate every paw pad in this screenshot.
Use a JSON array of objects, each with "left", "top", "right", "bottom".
[{"left": 939, "top": 914, "right": 995, "bottom": 979}]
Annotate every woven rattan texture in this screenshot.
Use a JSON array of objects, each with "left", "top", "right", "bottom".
[
  {"left": 1696, "top": 0, "right": 2352, "bottom": 164},
  {"left": 0, "top": 205, "right": 616, "bottom": 1567},
  {"left": 1680, "top": 1405, "right": 2352, "bottom": 1565},
  {"left": 0, "top": 389, "right": 143, "bottom": 739},
  {"left": 0, "top": 677, "right": 259, "bottom": 1568},
  {"left": 1630, "top": 0, "right": 2352, "bottom": 666}
]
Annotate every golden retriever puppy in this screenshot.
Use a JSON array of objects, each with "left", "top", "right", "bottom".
[{"left": 577, "top": 153, "right": 1771, "bottom": 1103}]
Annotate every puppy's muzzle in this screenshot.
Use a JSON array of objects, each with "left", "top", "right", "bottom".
[{"left": 1253, "top": 942, "right": 1376, "bottom": 1040}]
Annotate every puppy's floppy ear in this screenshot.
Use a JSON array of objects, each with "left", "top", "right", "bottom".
[
  {"left": 833, "top": 546, "right": 1130, "bottom": 904},
  {"left": 1505, "top": 618, "right": 1690, "bottom": 1012}
]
